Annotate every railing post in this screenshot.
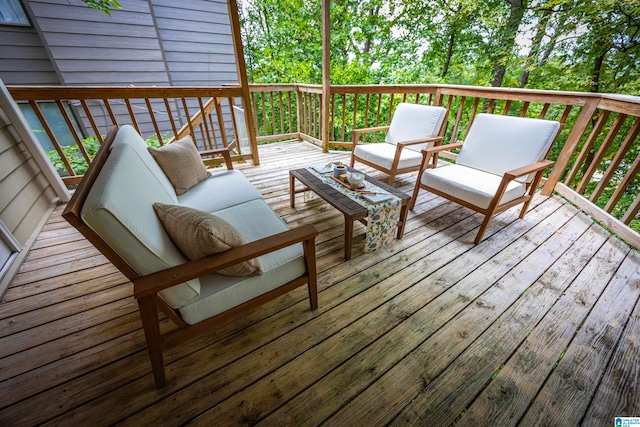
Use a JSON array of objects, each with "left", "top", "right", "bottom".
[
  {"left": 541, "top": 97, "right": 600, "bottom": 195},
  {"left": 321, "top": 0, "right": 331, "bottom": 153},
  {"left": 227, "top": 0, "right": 260, "bottom": 165}
]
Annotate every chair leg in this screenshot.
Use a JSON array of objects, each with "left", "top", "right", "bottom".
[
  {"left": 409, "top": 182, "right": 422, "bottom": 211},
  {"left": 519, "top": 197, "right": 533, "bottom": 218},
  {"left": 349, "top": 153, "right": 355, "bottom": 167},
  {"left": 137, "top": 296, "right": 166, "bottom": 388},
  {"left": 303, "top": 238, "right": 318, "bottom": 310},
  {"left": 387, "top": 173, "right": 395, "bottom": 185},
  {"left": 475, "top": 214, "right": 494, "bottom": 244}
]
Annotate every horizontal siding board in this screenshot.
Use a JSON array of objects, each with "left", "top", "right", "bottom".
[
  {"left": 43, "top": 33, "right": 161, "bottom": 50},
  {"left": 47, "top": 47, "right": 165, "bottom": 62},
  {"left": 156, "top": 28, "right": 232, "bottom": 42},
  {"left": 59, "top": 72, "right": 172, "bottom": 85},
  {"left": 36, "top": 19, "right": 159, "bottom": 37},
  {"left": 55, "top": 60, "right": 168, "bottom": 73},
  {"left": 161, "top": 41, "right": 235, "bottom": 55},
  {"left": 0, "top": 24, "right": 58, "bottom": 85},
  {"left": 169, "top": 62, "right": 238, "bottom": 72},
  {"left": 155, "top": 18, "right": 231, "bottom": 34},
  {"left": 11, "top": 185, "right": 56, "bottom": 244},
  {"left": 153, "top": 6, "right": 229, "bottom": 24},
  {"left": 152, "top": 0, "right": 228, "bottom": 14},
  {"left": 0, "top": 73, "right": 59, "bottom": 85},
  {"left": 28, "top": 1, "right": 154, "bottom": 25},
  {"left": 169, "top": 72, "right": 239, "bottom": 82},
  {"left": 164, "top": 52, "right": 236, "bottom": 63}
]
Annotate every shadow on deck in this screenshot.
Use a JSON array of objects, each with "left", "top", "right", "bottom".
[{"left": 1, "top": 140, "right": 639, "bottom": 426}]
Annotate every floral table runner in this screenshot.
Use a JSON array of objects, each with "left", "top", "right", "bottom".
[{"left": 305, "top": 165, "right": 402, "bottom": 252}]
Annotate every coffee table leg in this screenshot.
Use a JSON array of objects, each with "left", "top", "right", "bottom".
[
  {"left": 397, "top": 203, "right": 408, "bottom": 239},
  {"left": 344, "top": 215, "right": 353, "bottom": 260},
  {"left": 289, "top": 173, "right": 296, "bottom": 208}
]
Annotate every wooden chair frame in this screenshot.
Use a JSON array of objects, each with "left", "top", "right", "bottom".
[
  {"left": 63, "top": 126, "right": 318, "bottom": 388},
  {"left": 350, "top": 113, "right": 448, "bottom": 184},
  {"left": 410, "top": 142, "right": 555, "bottom": 244}
]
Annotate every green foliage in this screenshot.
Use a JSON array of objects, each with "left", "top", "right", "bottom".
[
  {"left": 46, "top": 134, "right": 162, "bottom": 177},
  {"left": 82, "top": 0, "right": 122, "bottom": 15}
]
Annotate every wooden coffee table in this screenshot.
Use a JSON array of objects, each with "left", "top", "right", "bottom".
[{"left": 289, "top": 166, "right": 411, "bottom": 260}]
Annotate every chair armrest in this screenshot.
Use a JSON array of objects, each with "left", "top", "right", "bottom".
[
  {"left": 397, "top": 136, "right": 445, "bottom": 148},
  {"left": 352, "top": 125, "right": 390, "bottom": 148},
  {"left": 420, "top": 142, "right": 464, "bottom": 155},
  {"left": 133, "top": 224, "right": 318, "bottom": 299},
  {"left": 200, "top": 147, "right": 233, "bottom": 170},
  {"left": 504, "top": 160, "right": 554, "bottom": 180}
]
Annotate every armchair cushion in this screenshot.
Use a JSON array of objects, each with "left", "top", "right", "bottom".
[
  {"left": 81, "top": 142, "right": 200, "bottom": 309},
  {"left": 178, "top": 199, "right": 307, "bottom": 325},
  {"left": 386, "top": 103, "right": 447, "bottom": 152},
  {"left": 153, "top": 203, "right": 263, "bottom": 277},
  {"left": 421, "top": 164, "right": 526, "bottom": 210},
  {"left": 148, "top": 135, "right": 210, "bottom": 195},
  {"left": 353, "top": 142, "right": 423, "bottom": 170},
  {"left": 456, "top": 114, "right": 560, "bottom": 183},
  {"left": 177, "top": 169, "right": 263, "bottom": 212}
]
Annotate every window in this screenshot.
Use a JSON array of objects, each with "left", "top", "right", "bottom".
[{"left": 0, "top": 0, "right": 30, "bottom": 26}]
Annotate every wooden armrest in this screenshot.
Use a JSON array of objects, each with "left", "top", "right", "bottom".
[
  {"left": 504, "top": 160, "right": 554, "bottom": 180},
  {"left": 200, "top": 147, "right": 233, "bottom": 170},
  {"left": 352, "top": 125, "right": 390, "bottom": 146},
  {"left": 397, "top": 136, "right": 445, "bottom": 148},
  {"left": 133, "top": 224, "right": 318, "bottom": 298},
  {"left": 420, "top": 142, "right": 464, "bottom": 155}
]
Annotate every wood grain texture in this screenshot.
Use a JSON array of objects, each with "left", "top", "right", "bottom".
[{"left": 0, "top": 140, "right": 637, "bottom": 426}]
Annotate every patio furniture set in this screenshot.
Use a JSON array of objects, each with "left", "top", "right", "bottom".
[{"left": 61, "top": 104, "right": 561, "bottom": 388}]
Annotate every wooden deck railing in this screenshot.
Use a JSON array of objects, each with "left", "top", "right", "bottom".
[
  {"left": 7, "top": 83, "right": 640, "bottom": 248},
  {"left": 7, "top": 86, "right": 257, "bottom": 185},
  {"left": 248, "top": 83, "right": 640, "bottom": 248}
]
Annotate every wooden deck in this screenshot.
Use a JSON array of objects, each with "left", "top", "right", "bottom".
[{"left": 1, "top": 140, "right": 639, "bottom": 426}]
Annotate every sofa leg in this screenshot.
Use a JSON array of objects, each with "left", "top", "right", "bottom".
[
  {"left": 137, "top": 296, "right": 166, "bottom": 388},
  {"left": 303, "top": 238, "right": 318, "bottom": 310},
  {"left": 475, "top": 215, "right": 493, "bottom": 244}
]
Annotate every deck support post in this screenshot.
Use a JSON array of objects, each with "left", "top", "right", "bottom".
[
  {"left": 321, "top": 0, "right": 331, "bottom": 153},
  {"left": 227, "top": 0, "right": 260, "bottom": 165}
]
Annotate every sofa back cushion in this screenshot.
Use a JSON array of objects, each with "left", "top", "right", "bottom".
[
  {"left": 385, "top": 103, "right": 447, "bottom": 152},
  {"left": 81, "top": 137, "right": 200, "bottom": 309},
  {"left": 456, "top": 114, "right": 560, "bottom": 183}
]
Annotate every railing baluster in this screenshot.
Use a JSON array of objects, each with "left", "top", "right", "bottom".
[
  {"left": 215, "top": 97, "right": 228, "bottom": 148},
  {"left": 55, "top": 100, "right": 90, "bottom": 165},
  {"left": 564, "top": 110, "right": 610, "bottom": 186},
  {"left": 450, "top": 96, "right": 466, "bottom": 145},
  {"left": 577, "top": 113, "right": 627, "bottom": 194},
  {"left": 251, "top": 92, "right": 260, "bottom": 136},
  {"left": 197, "top": 97, "right": 212, "bottom": 150},
  {"left": 288, "top": 91, "right": 293, "bottom": 134},
  {"left": 145, "top": 98, "right": 163, "bottom": 145},
  {"left": 622, "top": 193, "right": 640, "bottom": 225},
  {"left": 181, "top": 98, "right": 195, "bottom": 142},
  {"left": 261, "top": 93, "right": 268, "bottom": 136},
  {"left": 341, "top": 94, "right": 347, "bottom": 142},
  {"left": 163, "top": 98, "right": 177, "bottom": 141},
  {"left": 606, "top": 149, "right": 640, "bottom": 214},
  {"left": 538, "top": 103, "right": 550, "bottom": 119},
  {"left": 270, "top": 92, "right": 277, "bottom": 137},
  {"left": 486, "top": 99, "right": 495, "bottom": 114},
  {"left": 374, "top": 93, "right": 382, "bottom": 143},
  {"left": 364, "top": 93, "right": 370, "bottom": 129},
  {"left": 30, "top": 100, "right": 75, "bottom": 176},
  {"left": 80, "top": 99, "right": 105, "bottom": 143},
  {"left": 388, "top": 93, "right": 394, "bottom": 124},
  {"left": 559, "top": 105, "right": 573, "bottom": 125},
  {"left": 502, "top": 99, "right": 512, "bottom": 115},
  {"left": 520, "top": 101, "right": 530, "bottom": 117},
  {"left": 591, "top": 117, "right": 640, "bottom": 204},
  {"left": 123, "top": 99, "right": 140, "bottom": 137},
  {"left": 330, "top": 93, "right": 336, "bottom": 141},
  {"left": 102, "top": 99, "right": 118, "bottom": 126},
  {"left": 279, "top": 92, "right": 285, "bottom": 135},
  {"left": 352, "top": 94, "right": 359, "bottom": 142}
]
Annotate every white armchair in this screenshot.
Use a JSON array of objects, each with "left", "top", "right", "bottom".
[
  {"left": 350, "top": 103, "right": 448, "bottom": 184},
  {"left": 410, "top": 113, "right": 561, "bottom": 243}
]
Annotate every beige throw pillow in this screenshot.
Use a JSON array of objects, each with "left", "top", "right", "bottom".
[
  {"left": 153, "top": 203, "right": 263, "bottom": 277},
  {"left": 148, "top": 136, "right": 210, "bottom": 195}
]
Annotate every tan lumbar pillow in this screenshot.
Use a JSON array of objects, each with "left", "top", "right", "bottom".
[
  {"left": 148, "top": 136, "right": 210, "bottom": 195},
  {"left": 153, "top": 203, "right": 263, "bottom": 276}
]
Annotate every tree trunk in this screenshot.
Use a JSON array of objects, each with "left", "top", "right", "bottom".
[
  {"left": 442, "top": 31, "right": 456, "bottom": 78},
  {"left": 519, "top": 7, "right": 551, "bottom": 87},
  {"left": 591, "top": 52, "right": 605, "bottom": 94},
  {"left": 491, "top": 0, "right": 527, "bottom": 87}
]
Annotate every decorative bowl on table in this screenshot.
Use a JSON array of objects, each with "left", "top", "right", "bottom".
[
  {"left": 333, "top": 163, "right": 347, "bottom": 178},
  {"left": 347, "top": 172, "right": 365, "bottom": 187}
]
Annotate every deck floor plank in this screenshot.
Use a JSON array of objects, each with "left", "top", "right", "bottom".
[{"left": 0, "top": 140, "right": 637, "bottom": 427}]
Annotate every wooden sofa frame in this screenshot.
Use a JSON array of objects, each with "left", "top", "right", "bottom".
[{"left": 63, "top": 126, "right": 319, "bottom": 388}]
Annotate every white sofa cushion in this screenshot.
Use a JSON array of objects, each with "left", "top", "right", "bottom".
[
  {"left": 421, "top": 163, "right": 526, "bottom": 210},
  {"left": 353, "top": 143, "right": 423, "bottom": 170},
  {"left": 386, "top": 103, "right": 447, "bottom": 152},
  {"left": 177, "top": 169, "right": 263, "bottom": 212},
  {"left": 177, "top": 199, "right": 306, "bottom": 325},
  {"left": 81, "top": 142, "right": 200, "bottom": 308},
  {"left": 456, "top": 114, "right": 560, "bottom": 183},
  {"left": 110, "top": 124, "right": 177, "bottom": 203}
]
